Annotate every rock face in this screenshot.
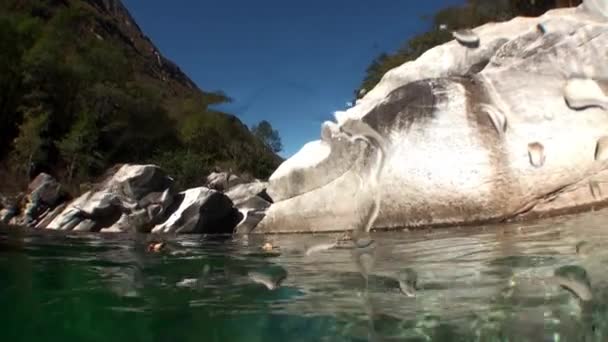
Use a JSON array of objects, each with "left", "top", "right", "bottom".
[
  {"left": 225, "top": 181, "right": 272, "bottom": 234},
  {"left": 252, "top": 2, "right": 608, "bottom": 234},
  {"left": 46, "top": 164, "right": 176, "bottom": 232},
  {"left": 151, "top": 187, "right": 238, "bottom": 234},
  {"left": 206, "top": 172, "right": 246, "bottom": 192}
]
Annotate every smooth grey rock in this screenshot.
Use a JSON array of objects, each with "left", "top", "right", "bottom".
[
  {"left": 8, "top": 173, "right": 69, "bottom": 227},
  {"left": 225, "top": 181, "right": 268, "bottom": 207},
  {"left": 151, "top": 187, "right": 236, "bottom": 234},
  {"left": 27, "top": 173, "right": 65, "bottom": 207},
  {"left": 105, "top": 209, "right": 150, "bottom": 233},
  {"left": 234, "top": 209, "right": 267, "bottom": 235},
  {"left": 47, "top": 164, "right": 174, "bottom": 232},
  {"left": 224, "top": 181, "right": 271, "bottom": 235},
  {"left": 35, "top": 203, "right": 67, "bottom": 229},
  {"left": 253, "top": 5, "right": 608, "bottom": 233}
]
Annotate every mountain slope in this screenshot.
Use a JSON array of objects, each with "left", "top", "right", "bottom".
[{"left": 0, "top": 0, "right": 282, "bottom": 190}]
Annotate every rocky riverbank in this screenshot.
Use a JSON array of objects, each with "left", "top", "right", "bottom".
[
  {"left": 0, "top": 164, "right": 270, "bottom": 234},
  {"left": 3, "top": 2, "right": 608, "bottom": 236}
]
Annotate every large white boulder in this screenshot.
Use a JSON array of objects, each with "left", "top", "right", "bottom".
[{"left": 253, "top": 3, "right": 608, "bottom": 234}]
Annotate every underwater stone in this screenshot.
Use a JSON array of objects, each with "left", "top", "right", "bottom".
[
  {"left": 305, "top": 240, "right": 337, "bottom": 256},
  {"left": 248, "top": 268, "right": 287, "bottom": 290},
  {"left": 528, "top": 142, "right": 546, "bottom": 168},
  {"left": 553, "top": 265, "right": 593, "bottom": 301},
  {"left": 397, "top": 268, "right": 418, "bottom": 297}
]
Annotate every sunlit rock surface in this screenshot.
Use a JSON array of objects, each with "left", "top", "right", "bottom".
[
  {"left": 151, "top": 187, "right": 237, "bottom": 234},
  {"left": 45, "top": 164, "right": 177, "bottom": 232},
  {"left": 253, "top": 2, "right": 608, "bottom": 234}
]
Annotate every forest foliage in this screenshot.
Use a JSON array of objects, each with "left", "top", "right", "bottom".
[{"left": 0, "top": 0, "right": 282, "bottom": 191}]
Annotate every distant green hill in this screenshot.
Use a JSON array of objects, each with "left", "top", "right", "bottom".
[{"left": 0, "top": 0, "right": 282, "bottom": 191}]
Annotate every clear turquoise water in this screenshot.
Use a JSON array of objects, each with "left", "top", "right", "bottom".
[{"left": 3, "top": 210, "right": 608, "bottom": 341}]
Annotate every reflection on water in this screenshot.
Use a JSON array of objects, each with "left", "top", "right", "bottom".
[{"left": 3, "top": 209, "right": 608, "bottom": 341}]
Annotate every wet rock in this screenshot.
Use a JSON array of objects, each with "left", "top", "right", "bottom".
[
  {"left": 226, "top": 181, "right": 271, "bottom": 235},
  {"left": 27, "top": 173, "right": 66, "bottom": 207},
  {"left": 553, "top": 265, "right": 593, "bottom": 301},
  {"left": 225, "top": 181, "right": 268, "bottom": 207},
  {"left": 151, "top": 187, "right": 236, "bottom": 234}
]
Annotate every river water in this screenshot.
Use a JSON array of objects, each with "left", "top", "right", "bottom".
[{"left": 3, "top": 209, "right": 608, "bottom": 341}]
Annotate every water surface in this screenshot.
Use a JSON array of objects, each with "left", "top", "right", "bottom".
[{"left": 3, "top": 210, "right": 608, "bottom": 341}]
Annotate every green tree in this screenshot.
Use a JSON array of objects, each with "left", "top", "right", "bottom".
[
  {"left": 56, "top": 112, "right": 102, "bottom": 184},
  {"left": 0, "top": 15, "right": 41, "bottom": 159},
  {"left": 251, "top": 120, "right": 282, "bottom": 153},
  {"left": 11, "top": 110, "right": 49, "bottom": 178}
]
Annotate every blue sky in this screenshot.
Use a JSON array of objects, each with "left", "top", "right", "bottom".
[{"left": 122, "top": 0, "right": 464, "bottom": 157}]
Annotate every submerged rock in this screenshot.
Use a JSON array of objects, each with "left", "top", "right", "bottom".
[
  {"left": 553, "top": 265, "right": 593, "bottom": 301},
  {"left": 251, "top": 2, "right": 608, "bottom": 234},
  {"left": 248, "top": 267, "right": 288, "bottom": 290}
]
